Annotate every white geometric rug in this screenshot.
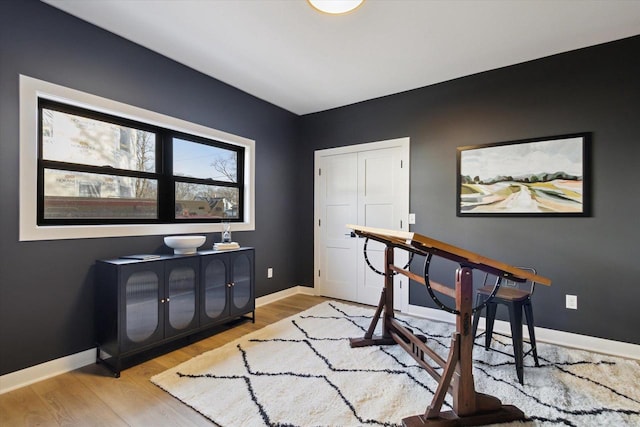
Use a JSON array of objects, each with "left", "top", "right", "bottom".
[{"left": 151, "top": 301, "right": 640, "bottom": 426}]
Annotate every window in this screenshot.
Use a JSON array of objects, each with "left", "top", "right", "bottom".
[
  {"left": 20, "top": 75, "right": 255, "bottom": 240},
  {"left": 171, "top": 135, "right": 243, "bottom": 221},
  {"left": 38, "top": 100, "right": 244, "bottom": 225},
  {"left": 40, "top": 102, "right": 160, "bottom": 223}
]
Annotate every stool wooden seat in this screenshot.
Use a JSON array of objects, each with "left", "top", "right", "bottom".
[{"left": 471, "top": 268, "right": 540, "bottom": 385}]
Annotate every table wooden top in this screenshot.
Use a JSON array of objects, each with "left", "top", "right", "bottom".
[{"left": 347, "top": 224, "right": 551, "bottom": 286}]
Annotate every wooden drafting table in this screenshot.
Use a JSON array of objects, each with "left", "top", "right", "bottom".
[{"left": 346, "top": 224, "right": 551, "bottom": 426}]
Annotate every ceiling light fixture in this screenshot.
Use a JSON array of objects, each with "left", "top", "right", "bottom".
[{"left": 308, "top": 0, "right": 365, "bottom": 15}]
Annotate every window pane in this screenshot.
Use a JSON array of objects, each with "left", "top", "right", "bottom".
[
  {"left": 42, "top": 108, "right": 156, "bottom": 172},
  {"left": 173, "top": 138, "right": 237, "bottom": 182},
  {"left": 175, "top": 182, "right": 239, "bottom": 219},
  {"left": 44, "top": 169, "right": 157, "bottom": 219}
]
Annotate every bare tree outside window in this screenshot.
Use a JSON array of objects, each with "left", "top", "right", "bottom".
[
  {"left": 134, "top": 129, "right": 156, "bottom": 200},
  {"left": 211, "top": 152, "right": 238, "bottom": 182}
]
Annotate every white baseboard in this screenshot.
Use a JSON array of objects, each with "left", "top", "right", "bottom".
[
  {"left": 405, "top": 303, "right": 640, "bottom": 361},
  {"left": 4, "top": 288, "right": 635, "bottom": 395},
  {"left": 0, "top": 285, "right": 317, "bottom": 395},
  {"left": 0, "top": 348, "right": 96, "bottom": 395},
  {"left": 255, "top": 285, "right": 317, "bottom": 307}
]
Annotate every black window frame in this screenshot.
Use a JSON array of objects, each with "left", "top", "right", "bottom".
[
  {"left": 37, "top": 99, "right": 244, "bottom": 226},
  {"left": 168, "top": 131, "right": 245, "bottom": 223}
]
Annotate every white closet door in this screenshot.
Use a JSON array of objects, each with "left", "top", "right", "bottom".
[
  {"left": 315, "top": 138, "right": 410, "bottom": 310},
  {"left": 316, "top": 153, "right": 358, "bottom": 301},
  {"left": 356, "top": 147, "right": 409, "bottom": 308}
]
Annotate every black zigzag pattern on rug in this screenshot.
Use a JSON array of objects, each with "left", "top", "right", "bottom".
[
  {"left": 178, "top": 337, "right": 439, "bottom": 426},
  {"left": 174, "top": 302, "right": 640, "bottom": 427},
  {"left": 326, "top": 302, "right": 640, "bottom": 425}
]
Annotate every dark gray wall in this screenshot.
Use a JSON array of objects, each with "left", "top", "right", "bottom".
[
  {"left": 298, "top": 36, "right": 640, "bottom": 346},
  {"left": 0, "top": 1, "right": 300, "bottom": 375},
  {"left": 1, "top": 0, "right": 638, "bottom": 378}
]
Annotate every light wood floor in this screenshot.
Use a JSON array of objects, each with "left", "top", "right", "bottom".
[{"left": 0, "top": 294, "right": 328, "bottom": 427}]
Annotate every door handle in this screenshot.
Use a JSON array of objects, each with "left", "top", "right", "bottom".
[{"left": 345, "top": 232, "right": 356, "bottom": 238}]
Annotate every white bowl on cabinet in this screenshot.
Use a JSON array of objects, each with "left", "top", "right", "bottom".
[{"left": 164, "top": 235, "right": 206, "bottom": 254}]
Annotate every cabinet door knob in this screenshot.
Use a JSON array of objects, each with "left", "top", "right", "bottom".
[
  {"left": 161, "top": 299, "right": 165, "bottom": 303},
  {"left": 166, "top": 297, "right": 170, "bottom": 302}
]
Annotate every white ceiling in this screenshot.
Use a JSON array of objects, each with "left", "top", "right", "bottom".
[{"left": 43, "top": 0, "right": 640, "bottom": 115}]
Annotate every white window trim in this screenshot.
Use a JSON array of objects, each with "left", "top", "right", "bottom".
[{"left": 19, "top": 75, "right": 255, "bottom": 241}]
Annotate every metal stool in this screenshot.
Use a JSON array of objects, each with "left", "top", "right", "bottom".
[{"left": 471, "top": 267, "right": 540, "bottom": 385}]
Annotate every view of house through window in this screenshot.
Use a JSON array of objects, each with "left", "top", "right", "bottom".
[
  {"left": 172, "top": 137, "right": 241, "bottom": 220},
  {"left": 39, "top": 101, "right": 243, "bottom": 224},
  {"left": 43, "top": 169, "right": 158, "bottom": 219}
]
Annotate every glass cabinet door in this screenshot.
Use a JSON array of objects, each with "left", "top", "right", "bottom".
[
  {"left": 124, "top": 269, "right": 161, "bottom": 349},
  {"left": 202, "top": 257, "right": 228, "bottom": 324},
  {"left": 166, "top": 260, "right": 197, "bottom": 337},
  {"left": 231, "top": 252, "right": 253, "bottom": 314}
]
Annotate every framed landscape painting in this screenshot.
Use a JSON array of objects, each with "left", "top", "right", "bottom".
[{"left": 456, "top": 133, "right": 591, "bottom": 217}]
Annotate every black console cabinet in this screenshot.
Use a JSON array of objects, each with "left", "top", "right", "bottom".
[{"left": 95, "top": 248, "right": 254, "bottom": 377}]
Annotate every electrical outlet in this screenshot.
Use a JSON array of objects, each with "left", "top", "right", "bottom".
[
  {"left": 566, "top": 294, "right": 577, "bottom": 310},
  {"left": 267, "top": 267, "right": 273, "bottom": 279}
]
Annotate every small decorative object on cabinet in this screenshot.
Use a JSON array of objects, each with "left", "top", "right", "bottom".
[{"left": 95, "top": 248, "right": 254, "bottom": 377}]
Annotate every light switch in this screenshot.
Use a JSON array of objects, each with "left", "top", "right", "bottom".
[{"left": 408, "top": 213, "right": 416, "bottom": 224}]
